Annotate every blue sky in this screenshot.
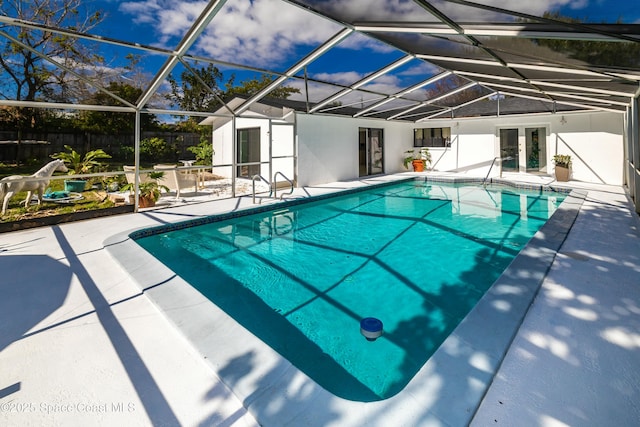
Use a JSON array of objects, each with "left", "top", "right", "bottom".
[
  {"left": 99, "top": 0, "right": 640, "bottom": 64},
  {"left": 63, "top": 0, "right": 640, "bottom": 104}
]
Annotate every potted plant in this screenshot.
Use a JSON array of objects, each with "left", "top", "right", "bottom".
[
  {"left": 552, "top": 154, "right": 572, "bottom": 182},
  {"left": 403, "top": 147, "right": 432, "bottom": 172},
  {"left": 121, "top": 171, "right": 169, "bottom": 208},
  {"left": 51, "top": 145, "right": 112, "bottom": 192}
]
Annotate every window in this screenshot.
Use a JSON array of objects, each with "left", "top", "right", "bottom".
[{"left": 414, "top": 127, "right": 451, "bottom": 147}]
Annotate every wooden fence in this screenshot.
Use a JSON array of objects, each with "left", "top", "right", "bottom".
[{"left": 0, "top": 131, "right": 206, "bottom": 163}]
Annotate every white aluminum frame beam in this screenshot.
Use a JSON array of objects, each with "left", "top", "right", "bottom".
[
  {"left": 497, "top": 90, "right": 624, "bottom": 114},
  {"left": 530, "top": 80, "right": 633, "bottom": 98},
  {"left": 411, "top": 92, "right": 496, "bottom": 121},
  {"left": 354, "top": 23, "right": 638, "bottom": 42},
  {"left": 388, "top": 81, "right": 478, "bottom": 121},
  {"left": 0, "top": 100, "right": 134, "bottom": 112},
  {"left": 353, "top": 71, "right": 453, "bottom": 117},
  {"left": 234, "top": 28, "right": 354, "bottom": 116},
  {"left": 309, "top": 55, "right": 413, "bottom": 113},
  {"left": 137, "top": 0, "right": 228, "bottom": 110}
]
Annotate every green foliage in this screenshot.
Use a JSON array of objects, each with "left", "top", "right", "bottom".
[
  {"left": 75, "top": 82, "right": 159, "bottom": 134},
  {"left": 167, "top": 63, "right": 227, "bottom": 113},
  {"left": 120, "top": 172, "right": 168, "bottom": 202},
  {"left": 552, "top": 154, "right": 572, "bottom": 168},
  {"left": 119, "top": 146, "right": 135, "bottom": 162},
  {"left": 403, "top": 148, "right": 432, "bottom": 169},
  {"left": 226, "top": 74, "right": 300, "bottom": 99},
  {"left": 425, "top": 75, "right": 483, "bottom": 106},
  {"left": 51, "top": 145, "right": 111, "bottom": 175},
  {"left": 0, "top": 178, "right": 117, "bottom": 222},
  {"left": 139, "top": 137, "right": 178, "bottom": 162},
  {"left": 167, "top": 65, "right": 300, "bottom": 127},
  {"left": 187, "top": 140, "right": 214, "bottom": 165}
]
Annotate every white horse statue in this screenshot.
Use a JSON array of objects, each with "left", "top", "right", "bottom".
[{"left": 0, "top": 159, "right": 68, "bottom": 215}]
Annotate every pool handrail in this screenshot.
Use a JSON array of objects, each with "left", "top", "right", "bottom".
[
  {"left": 273, "top": 171, "right": 294, "bottom": 200},
  {"left": 251, "top": 174, "right": 272, "bottom": 204}
]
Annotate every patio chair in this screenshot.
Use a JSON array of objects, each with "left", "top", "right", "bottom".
[
  {"left": 153, "top": 164, "right": 198, "bottom": 198},
  {"left": 123, "top": 165, "right": 155, "bottom": 185}
]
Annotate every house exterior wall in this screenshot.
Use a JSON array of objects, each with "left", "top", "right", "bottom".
[
  {"left": 212, "top": 117, "right": 294, "bottom": 182},
  {"left": 295, "top": 114, "right": 412, "bottom": 187},
  {"left": 213, "top": 110, "right": 624, "bottom": 188},
  {"left": 408, "top": 111, "right": 623, "bottom": 185}
]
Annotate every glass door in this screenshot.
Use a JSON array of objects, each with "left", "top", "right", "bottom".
[
  {"left": 358, "top": 128, "right": 384, "bottom": 177},
  {"left": 500, "top": 127, "right": 548, "bottom": 174},
  {"left": 525, "top": 127, "right": 547, "bottom": 173},
  {"left": 500, "top": 128, "right": 519, "bottom": 172},
  {"left": 237, "top": 127, "right": 261, "bottom": 178}
]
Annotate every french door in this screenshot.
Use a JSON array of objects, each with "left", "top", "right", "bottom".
[{"left": 499, "top": 127, "right": 547, "bottom": 173}]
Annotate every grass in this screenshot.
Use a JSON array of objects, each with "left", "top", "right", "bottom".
[
  {"left": 0, "top": 160, "right": 219, "bottom": 224},
  {"left": 0, "top": 161, "right": 127, "bottom": 223},
  {"left": 0, "top": 182, "right": 119, "bottom": 223}
]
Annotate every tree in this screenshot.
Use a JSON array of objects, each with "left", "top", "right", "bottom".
[
  {"left": 0, "top": 0, "right": 104, "bottom": 104},
  {"left": 0, "top": 0, "right": 104, "bottom": 162},
  {"left": 167, "top": 65, "right": 300, "bottom": 124},
  {"left": 75, "top": 81, "right": 159, "bottom": 135},
  {"left": 424, "top": 74, "right": 485, "bottom": 106},
  {"left": 166, "top": 64, "right": 228, "bottom": 114},
  {"left": 226, "top": 74, "right": 300, "bottom": 99}
]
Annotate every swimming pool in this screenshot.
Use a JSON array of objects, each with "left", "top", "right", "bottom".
[{"left": 131, "top": 179, "right": 566, "bottom": 401}]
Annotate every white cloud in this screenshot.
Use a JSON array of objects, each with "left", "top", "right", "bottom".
[
  {"left": 119, "top": 0, "right": 164, "bottom": 25},
  {"left": 312, "top": 71, "right": 364, "bottom": 86},
  {"left": 398, "top": 62, "right": 443, "bottom": 78},
  {"left": 120, "top": 0, "right": 343, "bottom": 67}
]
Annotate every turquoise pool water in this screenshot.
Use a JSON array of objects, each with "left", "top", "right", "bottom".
[{"left": 135, "top": 180, "right": 566, "bottom": 401}]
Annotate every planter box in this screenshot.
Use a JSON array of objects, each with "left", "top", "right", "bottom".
[
  {"left": 0, "top": 205, "right": 135, "bottom": 233},
  {"left": 555, "top": 166, "right": 570, "bottom": 182},
  {"left": 128, "top": 194, "right": 157, "bottom": 208},
  {"left": 64, "top": 180, "right": 87, "bottom": 192}
]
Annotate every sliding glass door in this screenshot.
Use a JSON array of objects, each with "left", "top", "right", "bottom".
[
  {"left": 237, "top": 127, "right": 261, "bottom": 178},
  {"left": 359, "top": 128, "right": 384, "bottom": 177}
]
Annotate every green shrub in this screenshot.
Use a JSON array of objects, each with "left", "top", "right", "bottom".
[
  {"left": 140, "top": 137, "right": 178, "bottom": 162},
  {"left": 187, "top": 139, "right": 214, "bottom": 165},
  {"left": 51, "top": 145, "right": 111, "bottom": 175}
]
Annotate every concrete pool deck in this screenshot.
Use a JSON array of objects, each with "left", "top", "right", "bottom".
[{"left": 1, "top": 172, "right": 639, "bottom": 426}]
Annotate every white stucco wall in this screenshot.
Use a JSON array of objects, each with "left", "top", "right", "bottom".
[
  {"left": 213, "top": 109, "right": 624, "bottom": 188},
  {"left": 212, "top": 117, "right": 295, "bottom": 182},
  {"left": 415, "top": 111, "right": 624, "bottom": 185},
  {"left": 295, "top": 114, "right": 413, "bottom": 187}
]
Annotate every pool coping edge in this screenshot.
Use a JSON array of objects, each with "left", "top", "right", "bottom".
[{"left": 104, "top": 178, "right": 585, "bottom": 427}]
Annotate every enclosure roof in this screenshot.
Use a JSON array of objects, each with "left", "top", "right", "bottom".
[{"left": 1, "top": 0, "right": 639, "bottom": 122}]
